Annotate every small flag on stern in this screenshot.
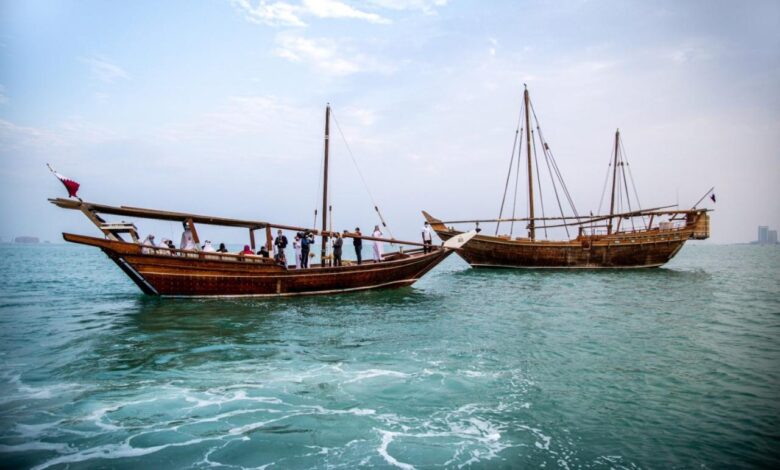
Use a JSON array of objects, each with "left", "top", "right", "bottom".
[
  {"left": 47, "top": 163, "right": 81, "bottom": 198},
  {"left": 710, "top": 193, "right": 716, "bottom": 203}
]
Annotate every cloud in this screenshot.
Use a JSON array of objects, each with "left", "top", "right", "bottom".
[
  {"left": 0, "top": 119, "right": 53, "bottom": 149},
  {"left": 0, "top": 117, "right": 120, "bottom": 150},
  {"left": 79, "top": 55, "right": 130, "bottom": 83},
  {"left": 488, "top": 37, "right": 498, "bottom": 56},
  {"left": 161, "top": 95, "right": 317, "bottom": 143},
  {"left": 664, "top": 44, "right": 716, "bottom": 64},
  {"left": 273, "top": 33, "right": 394, "bottom": 76},
  {"left": 230, "top": 0, "right": 305, "bottom": 26},
  {"left": 340, "top": 106, "right": 377, "bottom": 127},
  {"left": 231, "top": 0, "right": 390, "bottom": 27},
  {"left": 368, "top": 0, "right": 447, "bottom": 14},
  {"left": 302, "top": 0, "right": 389, "bottom": 23}
]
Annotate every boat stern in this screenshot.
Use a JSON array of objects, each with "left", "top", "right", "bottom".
[
  {"left": 687, "top": 211, "right": 711, "bottom": 240},
  {"left": 422, "top": 211, "right": 458, "bottom": 242}
]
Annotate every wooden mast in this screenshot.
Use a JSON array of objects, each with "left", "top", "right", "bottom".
[
  {"left": 608, "top": 129, "right": 620, "bottom": 234},
  {"left": 320, "top": 104, "right": 331, "bottom": 266},
  {"left": 524, "top": 85, "right": 535, "bottom": 240}
]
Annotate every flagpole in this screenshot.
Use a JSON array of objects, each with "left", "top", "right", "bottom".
[
  {"left": 47, "top": 163, "right": 82, "bottom": 201},
  {"left": 692, "top": 186, "right": 715, "bottom": 209}
]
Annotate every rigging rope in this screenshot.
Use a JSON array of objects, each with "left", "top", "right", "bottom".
[
  {"left": 596, "top": 144, "right": 614, "bottom": 216},
  {"left": 329, "top": 109, "right": 396, "bottom": 241},
  {"left": 531, "top": 129, "right": 549, "bottom": 238},
  {"left": 541, "top": 136, "right": 569, "bottom": 239},
  {"left": 529, "top": 101, "right": 581, "bottom": 221},
  {"left": 620, "top": 138, "right": 647, "bottom": 229},
  {"left": 619, "top": 151, "right": 635, "bottom": 231},
  {"left": 497, "top": 102, "right": 525, "bottom": 235},
  {"left": 510, "top": 127, "right": 523, "bottom": 237},
  {"left": 313, "top": 132, "right": 324, "bottom": 229}
]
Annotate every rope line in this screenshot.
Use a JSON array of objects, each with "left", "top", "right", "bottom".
[
  {"left": 529, "top": 100, "right": 580, "bottom": 220},
  {"left": 541, "top": 135, "right": 569, "bottom": 238},
  {"left": 510, "top": 127, "right": 523, "bottom": 237},
  {"left": 497, "top": 101, "right": 525, "bottom": 235},
  {"left": 531, "top": 129, "right": 549, "bottom": 238},
  {"left": 330, "top": 109, "right": 395, "bottom": 241}
]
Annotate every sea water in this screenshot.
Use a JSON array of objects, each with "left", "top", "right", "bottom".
[{"left": 0, "top": 244, "right": 778, "bottom": 469}]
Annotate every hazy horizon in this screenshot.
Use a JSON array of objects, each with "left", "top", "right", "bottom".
[{"left": 1, "top": 0, "right": 778, "bottom": 245}]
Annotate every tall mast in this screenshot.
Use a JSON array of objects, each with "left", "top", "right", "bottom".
[
  {"left": 524, "top": 84, "right": 535, "bottom": 239},
  {"left": 321, "top": 104, "right": 330, "bottom": 265},
  {"left": 608, "top": 129, "right": 620, "bottom": 234}
]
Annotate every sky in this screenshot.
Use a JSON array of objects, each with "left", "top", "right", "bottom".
[{"left": 0, "top": 0, "right": 778, "bottom": 245}]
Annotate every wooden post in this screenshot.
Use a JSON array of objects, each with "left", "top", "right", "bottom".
[
  {"left": 524, "top": 85, "right": 535, "bottom": 240},
  {"left": 265, "top": 225, "right": 272, "bottom": 252},
  {"left": 80, "top": 206, "right": 120, "bottom": 241},
  {"left": 321, "top": 104, "right": 331, "bottom": 266},
  {"left": 249, "top": 228, "right": 256, "bottom": 250},
  {"left": 186, "top": 218, "right": 200, "bottom": 245}
]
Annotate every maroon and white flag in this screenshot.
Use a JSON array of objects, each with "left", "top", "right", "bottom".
[{"left": 47, "top": 163, "right": 81, "bottom": 198}]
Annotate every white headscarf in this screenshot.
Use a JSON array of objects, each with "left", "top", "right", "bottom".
[{"left": 180, "top": 228, "right": 196, "bottom": 250}]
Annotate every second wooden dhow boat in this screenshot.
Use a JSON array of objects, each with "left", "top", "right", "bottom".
[
  {"left": 424, "top": 85, "right": 711, "bottom": 269},
  {"left": 52, "top": 105, "right": 475, "bottom": 296}
]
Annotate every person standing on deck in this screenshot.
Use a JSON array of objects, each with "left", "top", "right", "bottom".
[
  {"left": 293, "top": 233, "right": 302, "bottom": 269},
  {"left": 141, "top": 234, "right": 156, "bottom": 254},
  {"left": 180, "top": 221, "right": 196, "bottom": 251},
  {"left": 353, "top": 227, "right": 363, "bottom": 265},
  {"left": 274, "top": 230, "right": 288, "bottom": 262},
  {"left": 372, "top": 225, "right": 383, "bottom": 263},
  {"left": 333, "top": 232, "right": 343, "bottom": 266},
  {"left": 300, "top": 231, "right": 312, "bottom": 268},
  {"left": 422, "top": 222, "right": 433, "bottom": 254}
]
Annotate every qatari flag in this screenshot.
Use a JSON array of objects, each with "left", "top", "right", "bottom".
[{"left": 47, "top": 163, "right": 81, "bottom": 198}]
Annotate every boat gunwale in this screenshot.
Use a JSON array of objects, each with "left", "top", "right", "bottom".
[
  {"left": 63, "top": 232, "right": 448, "bottom": 275},
  {"left": 430, "top": 227, "right": 695, "bottom": 248}
]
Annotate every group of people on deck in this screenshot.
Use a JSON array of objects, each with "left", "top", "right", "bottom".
[{"left": 140, "top": 221, "right": 436, "bottom": 268}]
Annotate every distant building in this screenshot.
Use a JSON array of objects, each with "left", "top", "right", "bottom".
[
  {"left": 14, "top": 236, "right": 40, "bottom": 244},
  {"left": 758, "top": 226, "right": 769, "bottom": 244},
  {"left": 769, "top": 230, "right": 778, "bottom": 245}
]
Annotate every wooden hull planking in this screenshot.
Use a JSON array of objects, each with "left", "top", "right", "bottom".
[{"left": 64, "top": 233, "right": 450, "bottom": 297}]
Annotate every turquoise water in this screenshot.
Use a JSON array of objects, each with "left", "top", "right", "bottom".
[{"left": 0, "top": 244, "right": 778, "bottom": 469}]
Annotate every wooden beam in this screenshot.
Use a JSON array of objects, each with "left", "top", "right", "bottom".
[
  {"left": 439, "top": 205, "right": 689, "bottom": 225},
  {"left": 49, "top": 198, "right": 271, "bottom": 229},
  {"left": 186, "top": 218, "right": 200, "bottom": 246},
  {"left": 49, "top": 198, "right": 434, "bottom": 247},
  {"left": 249, "top": 229, "right": 256, "bottom": 250},
  {"left": 80, "top": 206, "right": 120, "bottom": 241}
]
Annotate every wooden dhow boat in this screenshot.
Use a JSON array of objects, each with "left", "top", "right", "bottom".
[
  {"left": 424, "top": 86, "right": 711, "bottom": 269},
  {"left": 52, "top": 106, "right": 475, "bottom": 296}
]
